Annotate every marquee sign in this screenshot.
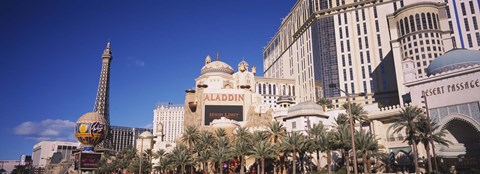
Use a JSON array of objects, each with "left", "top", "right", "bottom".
[
  {"left": 421, "top": 79, "right": 480, "bottom": 97},
  {"left": 76, "top": 152, "right": 102, "bottom": 170},
  {"left": 204, "top": 105, "right": 243, "bottom": 125}
]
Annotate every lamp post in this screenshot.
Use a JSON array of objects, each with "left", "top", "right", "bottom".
[
  {"left": 139, "top": 138, "right": 143, "bottom": 174},
  {"left": 458, "top": 155, "right": 465, "bottom": 172},
  {"left": 329, "top": 83, "right": 365, "bottom": 174},
  {"left": 422, "top": 94, "right": 439, "bottom": 174}
]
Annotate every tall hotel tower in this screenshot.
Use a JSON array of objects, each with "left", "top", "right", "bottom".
[
  {"left": 263, "top": 0, "right": 480, "bottom": 107},
  {"left": 94, "top": 42, "right": 113, "bottom": 149},
  {"left": 153, "top": 104, "right": 184, "bottom": 143}
]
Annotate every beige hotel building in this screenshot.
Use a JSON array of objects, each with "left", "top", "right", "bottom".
[{"left": 263, "top": 0, "right": 480, "bottom": 108}]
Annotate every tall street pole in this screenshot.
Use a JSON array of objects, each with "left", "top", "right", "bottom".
[
  {"left": 347, "top": 94, "right": 358, "bottom": 174},
  {"left": 139, "top": 138, "right": 143, "bottom": 174},
  {"left": 329, "top": 83, "right": 358, "bottom": 174}
]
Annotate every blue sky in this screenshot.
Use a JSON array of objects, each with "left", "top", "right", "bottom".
[{"left": 0, "top": 0, "right": 295, "bottom": 159}]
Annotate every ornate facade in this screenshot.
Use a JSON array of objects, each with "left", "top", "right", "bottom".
[{"left": 182, "top": 54, "right": 297, "bottom": 132}]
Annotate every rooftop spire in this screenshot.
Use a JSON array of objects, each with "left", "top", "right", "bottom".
[
  {"left": 216, "top": 52, "right": 219, "bottom": 61},
  {"left": 102, "top": 41, "right": 112, "bottom": 58}
]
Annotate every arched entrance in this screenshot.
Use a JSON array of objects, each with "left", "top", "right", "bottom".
[{"left": 437, "top": 115, "right": 480, "bottom": 171}]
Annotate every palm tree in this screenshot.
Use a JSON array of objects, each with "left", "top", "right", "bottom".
[
  {"left": 391, "top": 105, "right": 423, "bottom": 174},
  {"left": 355, "top": 129, "right": 380, "bottom": 173},
  {"left": 196, "top": 148, "right": 211, "bottom": 174},
  {"left": 215, "top": 128, "right": 228, "bottom": 138},
  {"left": 170, "top": 144, "right": 191, "bottom": 174},
  {"left": 196, "top": 130, "right": 215, "bottom": 174},
  {"left": 233, "top": 127, "right": 252, "bottom": 174},
  {"left": 266, "top": 120, "right": 286, "bottom": 174},
  {"left": 115, "top": 147, "right": 137, "bottom": 173},
  {"left": 322, "top": 131, "right": 336, "bottom": 174},
  {"left": 211, "top": 137, "right": 230, "bottom": 174},
  {"left": 334, "top": 124, "right": 352, "bottom": 174},
  {"left": 416, "top": 116, "right": 452, "bottom": 173},
  {"left": 342, "top": 102, "right": 369, "bottom": 125},
  {"left": 198, "top": 130, "right": 216, "bottom": 146},
  {"left": 281, "top": 132, "right": 305, "bottom": 174},
  {"left": 97, "top": 152, "right": 116, "bottom": 173},
  {"left": 181, "top": 125, "right": 200, "bottom": 173},
  {"left": 335, "top": 113, "right": 349, "bottom": 125},
  {"left": 252, "top": 130, "right": 268, "bottom": 143},
  {"left": 266, "top": 120, "right": 287, "bottom": 144},
  {"left": 182, "top": 125, "right": 200, "bottom": 150},
  {"left": 317, "top": 98, "right": 332, "bottom": 112},
  {"left": 143, "top": 149, "right": 154, "bottom": 173},
  {"left": 152, "top": 149, "right": 166, "bottom": 174},
  {"left": 250, "top": 140, "right": 275, "bottom": 174},
  {"left": 306, "top": 123, "right": 326, "bottom": 172}
]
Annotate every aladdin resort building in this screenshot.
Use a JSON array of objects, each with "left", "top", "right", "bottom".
[{"left": 182, "top": 55, "right": 297, "bottom": 131}]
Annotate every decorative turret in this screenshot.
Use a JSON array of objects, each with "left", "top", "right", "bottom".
[{"left": 205, "top": 55, "right": 212, "bottom": 65}]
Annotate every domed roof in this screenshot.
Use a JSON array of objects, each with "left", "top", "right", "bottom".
[
  {"left": 76, "top": 112, "right": 106, "bottom": 123},
  {"left": 427, "top": 49, "right": 480, "bottom": 75},
  {"left": 287, "top": 101, "right": 328, "bottom": 118},
  {"left": 201, "top": 60, "right": 234, "bottom": 75},
  {"left": 139, "top": 131, "right": 154, "bottom": 138}
]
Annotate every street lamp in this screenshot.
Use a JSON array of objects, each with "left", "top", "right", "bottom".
[
  {"left": 329, "top": 83, "right": 365, "bottom": 174},
  {"left": 422, "top": 94, "right": 439, "bottom": 173}
]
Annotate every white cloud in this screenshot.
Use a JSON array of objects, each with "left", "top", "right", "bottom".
[
  {"left": 135, "top": 60, "right": 145, "bottom": 67},
  {"left": 127, "top": 56, "right": 146, "bottom": 67},
  {"left": 143, "top": 123, "right": 153, "bottom": 129},
  {"left": 14, "top": 119, "right": 76, "bottom": 142}
]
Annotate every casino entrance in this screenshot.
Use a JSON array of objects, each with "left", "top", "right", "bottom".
[{"left": 436, "top": 116, "right": 480, "bottom": 172}]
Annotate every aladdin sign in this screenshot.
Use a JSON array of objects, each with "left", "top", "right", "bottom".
[
  {"left": 422, "top": 79, "right": 480, "bottom": 97},
  {"left": 204, "top": 93, "right": 244, "bottom": 102}
]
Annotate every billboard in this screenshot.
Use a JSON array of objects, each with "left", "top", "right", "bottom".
[
  {"left": 204, "top": 105, "right": 243, "bottom": 125},
  {"left": 79, "top": 153, "right": 101, "bottom": 169}
]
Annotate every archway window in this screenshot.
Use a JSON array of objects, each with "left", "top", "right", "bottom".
[
  {"left": 397, "top": 134, "right": 404, "bottom": 141},
  {"left": 269, "top": 84, "right": 272, "bottom": 94},
  {"left": 432, "top": 13, "right": 438, "bottom": 29},
  {"left": 421, "top": 13, "right": 427, "bottom": 29},
  {"left": 415, "top": 14, "right": 421, "bottom": 30},
  {"left": 399, "top": 19, "right": 405, "bottom": 35},
  {"left": 273, "top": 84, "right": 276, "bottom": 95},
  {"left": 262, "top": 84, "right": 266, "bottom": 94},
  {"left": 427, "top": 13, "right": 433, "bottom": 29},
  {"left": 410, "top": 15, "right": 416, "bottom": 32},
  {"left": 404, "top": 17, "right": 410, "bottom": 34},
  {"left": 386, "top": 124, "right": 395, "bottom": 141}
]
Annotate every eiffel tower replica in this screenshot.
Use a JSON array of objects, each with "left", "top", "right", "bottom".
[{"left": 93, "top": 41, "right": 113, "bottom": 150}]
